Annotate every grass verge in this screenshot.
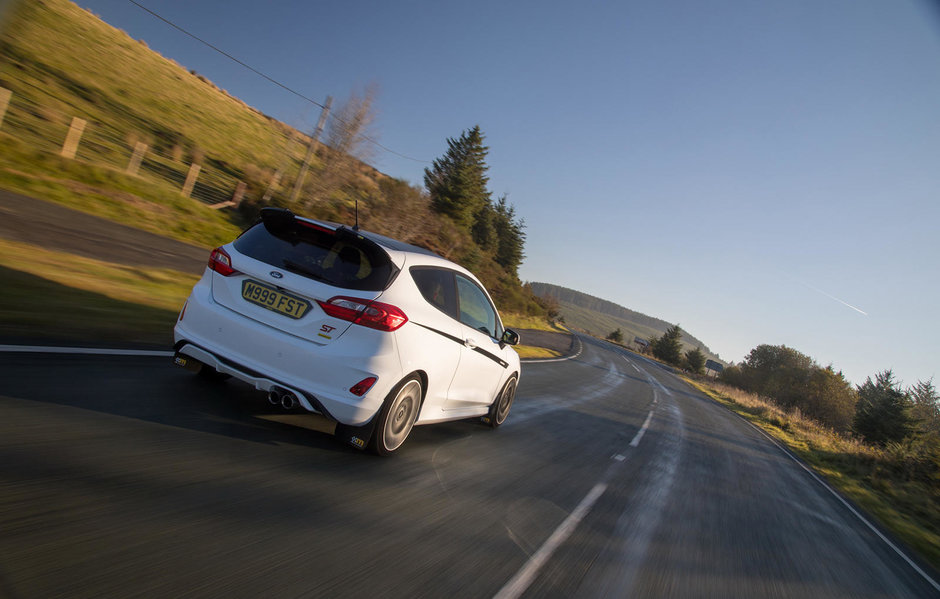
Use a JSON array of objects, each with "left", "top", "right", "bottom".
[
  {"left": 515, "top": 346, "right": 562, "bottom": 360},
  {"left": 502, "top": 312, "right": 557, "bottom": 332},
  {"left": 0, "top": 238, "right": 196, "bottom": 345},
  {"left": 683, "top": 376, "right": 940, "bottom": 573},
  {"left": 502, "top": 314, "right": 571, "bottom": 359}
]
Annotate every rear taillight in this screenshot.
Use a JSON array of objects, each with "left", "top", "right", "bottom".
[
  {"left": 208, "top": 247, "right": 236, "bottom": 276},
  {"left": 317, "top": 296, "right": 408, "bottom": 332}
]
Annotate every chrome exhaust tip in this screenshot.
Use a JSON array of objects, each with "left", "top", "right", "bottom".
[
  {"left": 281, "top": 393, "right": 297, "bottom": 410},
  {"left": 268, "top": 389, "right": 282, "bottom": 406}
]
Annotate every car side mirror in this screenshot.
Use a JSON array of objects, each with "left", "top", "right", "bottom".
[{"left": 500, "top": 328, "right": 520, "bottom": 348}]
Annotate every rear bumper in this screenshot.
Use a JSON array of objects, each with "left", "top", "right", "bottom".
[
  {"left": 173, "top": 341, "right": 338, "bottom": 417},
  {"left": 173, "top": 281, "right": 403, "bottom": 426}
]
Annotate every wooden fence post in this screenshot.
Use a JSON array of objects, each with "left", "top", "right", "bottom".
[
  {"left": 262, "top": 169, "right": 282, "bottom": 202},
  {"left": 126, "top": 141, "right": 148, "bottom": 175},
  {"left": 61, "top": 117, "right": 87, "bottom": 159},
  {"left": 208, "top": 180, "right": 245, "bottom": 210},
  {"left": 180, "top": 163, "right": 200, "bottom": 197},
  {"left": 232, "top": 181, "right": 246, "bottom": 206},
  {"left": 0, "top": 88, "right": 11, "bottom": 129}
]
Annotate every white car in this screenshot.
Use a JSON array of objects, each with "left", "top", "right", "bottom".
[{"left": 173, "top": 207, "right": 520, "bottom": 455}]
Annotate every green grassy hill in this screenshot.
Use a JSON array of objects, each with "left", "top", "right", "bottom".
[
  {"left": 530, "top": 282, "right": 723, "bottom": 362},
  {"left": 0, "top": 0, "right": 289, "bottom": 246},
  {"left": 1, "top": 0, "right": 298, "bottom": 173},
  {"left": 0, "top": 0, "right": 544, "bottom": 315}
]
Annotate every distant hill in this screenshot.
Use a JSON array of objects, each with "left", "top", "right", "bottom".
[{"left": 529, "top": 282, "right": 722, "bottom": 362}]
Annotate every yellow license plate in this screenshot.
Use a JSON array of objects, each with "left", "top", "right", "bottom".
[{"left": 241, "top": 280, "right": 311, "bottom": 319}]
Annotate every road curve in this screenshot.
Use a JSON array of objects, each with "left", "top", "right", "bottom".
[{"left": 0, "top": 336, "right": 936, "bottom": 598}]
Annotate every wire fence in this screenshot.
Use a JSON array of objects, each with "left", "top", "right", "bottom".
[
  {"left": 3, "top": 90, "right": 69, "bottom": 155},
  {"left": 0, "top": 86, "right": 304, "bottom": 210}
]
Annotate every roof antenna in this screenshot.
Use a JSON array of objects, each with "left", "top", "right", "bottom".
[{"left": 353, "top": 199, "right": 360, "bottom": 231}]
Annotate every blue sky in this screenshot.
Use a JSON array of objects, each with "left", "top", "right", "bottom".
[{"left": 73, "top": 0, "right": 939, "bottom": 387}]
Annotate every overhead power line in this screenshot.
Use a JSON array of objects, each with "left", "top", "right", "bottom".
[{"left": 125, "top": 0, "right": 430, "bottom": 163}]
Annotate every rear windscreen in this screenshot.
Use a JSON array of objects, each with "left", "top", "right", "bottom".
[{"left": 233, "top": 221, "right": 396, "bottom": 292}]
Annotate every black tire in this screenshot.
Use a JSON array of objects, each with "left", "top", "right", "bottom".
[
  {"left": 370, "top": 375, "right": 423, "bottom": 456},
  {"left": 485, "top": 375, "right": 517, "bottom": 428}
]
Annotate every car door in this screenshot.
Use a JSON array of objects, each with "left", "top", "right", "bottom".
[
  {"left": 444, "top": 274, "right": 509, "bottom": 410},
  {"left": 407, "top": 266, "right": 463, "bottom": 413}
]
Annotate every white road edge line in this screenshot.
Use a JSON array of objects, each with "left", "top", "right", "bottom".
[
  {"left": 628, "top": 357, "right": 937, "bottom": 592},
  {"left": 494, "top": 482, "right": 608, "bottom": 599},
  {"left": 0, "top": 344, "right": 173, "bottom": 357},
  {"left": 523, "top": 336, "right": 584, "bottom": 364},
  {"left": 746, "top": 417, "right": 940, "bottom": 593}
]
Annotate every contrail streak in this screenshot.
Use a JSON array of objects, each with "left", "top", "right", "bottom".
[{"left": 801, "top": 281, "right": 869, "bottom": 316}]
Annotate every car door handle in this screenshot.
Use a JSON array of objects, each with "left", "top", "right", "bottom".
[{"left": 464, "top": 338, "right": 477, "bottom": 349}]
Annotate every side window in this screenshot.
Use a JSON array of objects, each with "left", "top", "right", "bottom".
[
  {"left": 411, "top": 267, "right": 458, "bottom": 319},
  {"left": 456, "top": 275, "right": 500, "bottom": 338}
]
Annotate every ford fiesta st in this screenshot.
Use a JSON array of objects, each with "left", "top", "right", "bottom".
[{"left": 173, "top": 207, "right": 520, "bottom": 455}]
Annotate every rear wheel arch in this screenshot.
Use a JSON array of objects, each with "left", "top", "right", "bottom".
[
  {"left": 370, "top": 371, "right": 426, "bottom": 456},
  {"left": 405, "top": 369, "right": 429, "bottom": 415},
  {"left": 413, "top": 370, "right": 429, "bottom": 405}
]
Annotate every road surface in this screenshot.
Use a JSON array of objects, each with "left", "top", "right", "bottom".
[{"left": 1, "top": 335, "right": 936, "bottom": 598}]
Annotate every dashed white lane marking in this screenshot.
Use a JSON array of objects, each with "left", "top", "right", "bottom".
[
  {"left": 630, "top": 409, "right": 655, "bottom": 447},
  {"left": 0, "top": 344, "right": 173, "bottom": 357},
  {"left": 496, "top": 357, "right": 660, "bottom": 599},
  {"left": 494, "top": 483, "right": 609, "bottom": 599}
]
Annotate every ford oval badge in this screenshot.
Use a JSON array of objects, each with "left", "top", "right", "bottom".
[{"left": 270, "top": 271, "right": 284, "bottom": 279}]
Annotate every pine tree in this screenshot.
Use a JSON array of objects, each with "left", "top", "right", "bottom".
[
  {"left": 854, "top": 370, "right": 915, "bottom": 445},
  {"left": 685, "top": 347, "right": 706, "bottom": 374},
  {"left": 424, "top": 126, "right": 491, "bottom": 230},
  {"left": 652, "top": 324, "right": 683, "bottom": 365},
  {"left": 471, "top": 201, "right": 496, "bottom": 248},
  {"left": 492, "top": 195, "right": 526, "bottom": 277},
  {"left": 909, "top": 379, "right": 940, "bottom": 438}
]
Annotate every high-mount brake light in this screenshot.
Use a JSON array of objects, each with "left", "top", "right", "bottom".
[
  {"left": 317, "top": 296, "right": 408, "bottom": 332},
  {"left": 298, "top": 220, "right": 332, "bottom": 234},
  {"left": 208, "top": 247, "right": 236, "bottom": 276}
]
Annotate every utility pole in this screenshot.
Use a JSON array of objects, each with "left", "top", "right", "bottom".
[{"left": 290, "top": 96, "right": 332, "bottom": 204}]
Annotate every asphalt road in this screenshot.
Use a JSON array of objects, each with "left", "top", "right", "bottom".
[
  {"left": 0, "top": 190, "right": 209, "bottom": 273},
  {"left": 1, "top": 336, "right": 937, "bottom": 598}
]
